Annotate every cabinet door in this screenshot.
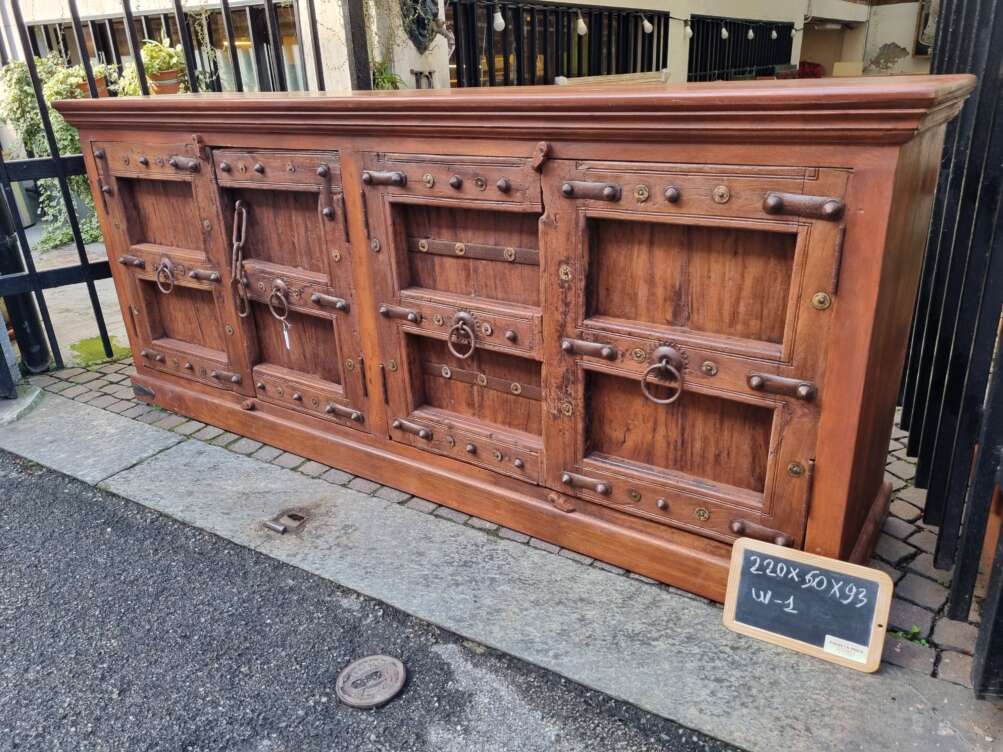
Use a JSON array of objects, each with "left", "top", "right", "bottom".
[
  {"left": 212, "top": 149, "right": 368, "bottom": 431},
  {"left": 91, "top": 140, "right": 251, "bottom": 393},
  {"left": 363, "top": 152, "right": 547, "bottom": 483},
  {"left": 543, "top": 160, "right": 849, "bottom": 547}
]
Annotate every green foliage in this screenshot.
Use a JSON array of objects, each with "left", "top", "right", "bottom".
[
  {"left": 0, "top": 54, "right": 106, "bottom": 251},
  {"left": 115, "top": 37, "right": 188, "bottom": 96},
  {"left": 890, "top": 625, "right": 929, "bottom": 647},
  {"left": 372, "top": 59, "right": 404, "bottom": 90}
]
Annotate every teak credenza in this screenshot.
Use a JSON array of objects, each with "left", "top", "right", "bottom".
[{"left": 57, "top": 76, "right": 973, "bottom": 602}]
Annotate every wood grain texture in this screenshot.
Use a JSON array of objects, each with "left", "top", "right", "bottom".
[{"left": 62, "top": 77, "right": 973, "bottom": 601}]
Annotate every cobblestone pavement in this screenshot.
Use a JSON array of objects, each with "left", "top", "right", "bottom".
[{"left": 27, "top": 359, "right": 982, "bottom": 689}]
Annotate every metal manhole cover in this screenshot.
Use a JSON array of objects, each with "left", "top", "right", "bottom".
[{"left": 335, "top": 655, "right": 406, "bottom": 708}]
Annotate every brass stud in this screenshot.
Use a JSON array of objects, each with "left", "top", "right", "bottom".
[
  {"left": 695, "top": 507, "right": 711, "bottom": 521},
  {"left": 224, "top": 324, "right": 235, "bottom": 336},
  {"left": 558, "top": 264, "right": 572, "bottom": 281},
  {"left": 474, "top": 176, "right": 486, "bottom": 190},
  {"left": 510, "top": 382, "right": 522, "bottom": 395},
  {"left": 712, "top": 185, "right": 731, "bottom": 204},
  {"left": 701, "top": 361, "right": 718, "bottom": 376},
  {"left": 418, "top": 239, "right": 429, "bottom": 252},
  {"left": 454, "top": 242, "right": 466, "bottom": 256},
  {"left": 332, "top": 250, "right": 341, "bottom": 262},
  {"left": 503, "top": 247, "right": 516, "bottom": 262},
  {"left": 441, "top": 366, "right": 452, "bottom": 378},
  {"left": 631, "top": 348, "right": 646, "bottom": 362},
  {"left": 388, "top": 360, "right": 398, "bottom": 372},
  {"left": 446, "top": 435, "right": 456, "bottom": 447},
  {"left": 788, "top": 462, "right": 805, "bottom": 477},
  {"left": 628, "top": 489, "right": 642, "bottom": 502},
  {"left": 476, "top": 373, "right": 488, "bottom": 386},
  {"left": 433, "top": 313, "right": 444, "bottom": 326},
  {"left": 811, "top": 291, "right": 832, "bottom": 310},
  {"left": 560, "top": 401, "right": 574, "bottom": 416},
  {"left": 422, "top": 173, "right": 435, "bottom": 188},
  {"left": 346, "top": 359, "right": 355, "bottom": 370},
  {"left": 370, "top": 238, "right": 381, "bottom": 252},
  {"left": 634, "top": 184, "right": 650, "bottom": 203},
  {"left": 481, "top": 322, "right": 493, "bottom": 336},
  {"left": 492, "top": 449, "right": 503, "bottom": 461}
]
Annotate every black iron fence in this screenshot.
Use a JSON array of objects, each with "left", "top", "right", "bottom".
[
  {"left": 687, "top": 15, "right": 795, "bottom": 81},
  {"left": 0, "top": 0, "right": 342, "bottom": 385},
  {"left": 899, "top": 0, "right": 1003, "bottom": 697},
  {"left": 446, "top": 0, "right": 671, "bottom": 86}
]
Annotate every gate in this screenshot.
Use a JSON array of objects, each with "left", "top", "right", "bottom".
[{"left": 899, "top": 0, "right": 1003, "bottom": 697}]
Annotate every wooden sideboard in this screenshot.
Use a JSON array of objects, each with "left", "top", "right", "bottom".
[{"left": 57, "top": 76, "right": 974, "bottom": 602}]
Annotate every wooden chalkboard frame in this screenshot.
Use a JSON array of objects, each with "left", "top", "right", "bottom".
[{"left": 723, "top": 538, "right": 894, "bottom": 673}]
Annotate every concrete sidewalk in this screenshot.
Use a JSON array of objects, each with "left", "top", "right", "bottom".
[{"left": 2, "top": 389, "right": 1001, "bottom": 752}]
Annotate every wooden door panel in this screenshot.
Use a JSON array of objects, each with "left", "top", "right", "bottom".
[
  {"left": 216, "top": 149, "right": 367, "bottom": 430},
  {"left": 545, "top": 159, "right": 847, "bottom": 547},
  {"left": 363, "top": 151, "right": 547, "bottom": 481},
  {"left": 92, "top": 139, "right": 252, "bottom": 394}
]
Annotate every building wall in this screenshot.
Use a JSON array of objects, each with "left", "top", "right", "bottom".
[{"left": 862, "top": 1, "right": 931, "bottom": 75}]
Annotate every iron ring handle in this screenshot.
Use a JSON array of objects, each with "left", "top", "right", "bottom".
[
  {"left": 640, "top": 359, "right": 683, "bottom": 405},
  {"left": 154, "top": 258, "right": 175, "bottom": 294},
  {"left": 267, "top": 282, "right": 290, "bottom": 321},
  {"left": 447, "top": 321, "right": 477, "bottom": 360}
]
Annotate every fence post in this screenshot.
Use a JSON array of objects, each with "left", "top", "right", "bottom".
[{"left": 0, "top": 196, "right": 49, "bottom": 376}]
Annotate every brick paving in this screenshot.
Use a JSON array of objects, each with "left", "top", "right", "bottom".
[{"left": 25, "top": 363, "right": 983, "bottom": 688}]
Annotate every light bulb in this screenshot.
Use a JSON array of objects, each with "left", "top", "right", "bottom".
[
  {"left": 642, "top": 16, "right": 653, "bottom": 34},
  {"left": 577, "top": 12, "right": 587, "bottom": 36},
  {"left": 791, "top": 26, "right": 796, "bottom": 37},
  {"left": 720, "top": 25, "right": 729, "bottom": 40},
  {"left": 684, "top": 22, "right": 693, "bottom": 39},
  {"left": 492, "top": 9, "right": 505, "bottom": 32},
  {"left": 747, "top": 27, "right": 754, "bottom": 40},
  {"left": 771, "top": 28, "right": 778, "bottom": 40}
]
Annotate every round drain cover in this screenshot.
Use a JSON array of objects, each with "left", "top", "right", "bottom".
[{"left": 335, "top": 655, "right": 406, "bottom": 708}]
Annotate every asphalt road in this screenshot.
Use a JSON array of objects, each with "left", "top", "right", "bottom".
[{"left": 0, "top": 449, "right": 742, "bottom": 752}]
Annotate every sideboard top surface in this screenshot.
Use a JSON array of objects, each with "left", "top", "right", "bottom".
[{"left": 56, "top": 74, "right": 975, "bottom": 146}]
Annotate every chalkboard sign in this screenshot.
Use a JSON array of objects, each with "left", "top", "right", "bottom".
[{"left": 723, "top": 538, "right": 894, "bottom": 672}]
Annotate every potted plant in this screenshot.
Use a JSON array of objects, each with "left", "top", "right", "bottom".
[
  {"left": 115, "top": 36, "right": 187, "bottom": 95},
  {"left": 74, "top": 62, "right": 116, "bottom": 97}
]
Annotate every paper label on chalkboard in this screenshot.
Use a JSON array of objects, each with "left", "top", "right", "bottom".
[{"left": 823, "top": 635, "right": 868, "bottom": 664}]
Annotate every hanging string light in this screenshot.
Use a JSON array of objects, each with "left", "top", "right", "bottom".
[
  {"left": 720, "top": 24, "right": 729, "bottom": 40},
  {"left": 641, "top": 15, "right": 653, "bottom": 34},
  {"left": 771, "top": 27, "right": 778, "bottom": 40},
  {"left": 492, "top": 8, "right": 506, "bottom": 33},
  {"left": 747, "top": 27, "right": 755, "bottom": 40},
  {"left": 684, "top": 21, "right": 693, "bottom": 39},
  {"left": 576, "top": 10, "right": 588, "bottom": 36}
]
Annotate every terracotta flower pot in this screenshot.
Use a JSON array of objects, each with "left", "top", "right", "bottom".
[
  {"left": 149, "top": 69, "right": 182, "bottom": 94},
  {"left": 76, "top": 75, "right": 109, "bottom": 98}
]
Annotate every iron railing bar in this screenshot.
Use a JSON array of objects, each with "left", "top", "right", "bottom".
[
  {"left": 303, "top": 0, "right": 323, "bottom": 90},
  {"left": 262, "top": 0, "right": 287, "bottom": 91},
  {"left": 104, "top": 19, "right": 123, "bottom": 72},
  {"left": 246, "top": 7, "right": 269, "bottom": 91},
  {"left": 220, "top": 0, "right": 244, "bottom": 92},
  {"left": 140, "top": 14, "right": 151, "bottom": 40},
  {"left": 906, "top": 0, "right": 979, "bottom": 465},
  {"left": 452, "top": 0, "right": 465, "bottom": 86},
  {"left": 0, "top": 15, "right": 8, "bottom": 65},
  {"left": 0, "top": 261, "right": 113, "bottom": 297},
  {"left": 173, "top": 0, "right": 199, "bottom": 92},
  {"left": 68, "top": 0, "right": 99, "bottom": 98},
  {"left": 529, "top": 8, "right": 537, "bottom": 84},
  {"left": 486, "top": 2, "right": 496, "bottom": 86},
  {"left": 10, "top": 0, "right": 113, "bottom": 360},
  {"left": 542, "top": 8, "right": 551, "bottom": 82},
  {"left": 160, "top": 13, "right": 172, "bottom": 44},
  {"left": 0, "top": 146, "right": 62, "bottom": 368},
  {"left": 291, "top": 0, "right": 308, "bottom": 90},
  {"left": 122, "top": 0, "right": 150, "bottom": 96}
]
